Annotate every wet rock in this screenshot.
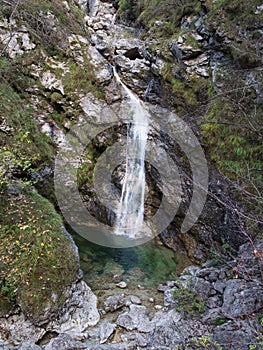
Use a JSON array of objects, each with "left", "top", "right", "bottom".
[
  {"left": 114, "top": 55, "right": 133, "bottom": 70},
  {"left": 88, "top": 46, "right": 113, "bottom": 84},
  {"left": 92, "top": 33, "right": 114, "bottom": 58},
  {"left": 103, "top": 295, "right": 125, "bottom": 312},
  {"left": 117, "top": 305, "right": 153, "bottom": 333},
  {"left": 114, "top": 38, "right": 146, "bottom": 58},
  {"left": 44, "top": 333, "right": 86, "bottom": 350},
  {"left": 103, "top": 261, "right": 125, "bottom": 277},
  {"left": 114, "top": 56, "right": 151, "bottom": 96}
]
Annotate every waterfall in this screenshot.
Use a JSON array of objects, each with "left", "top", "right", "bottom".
[{"left": 113, "top": 68, "right": 149, "bottom": 239}]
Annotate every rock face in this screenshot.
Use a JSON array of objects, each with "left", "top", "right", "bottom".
[
  {"left": 0, "top": 19, "right": 36, "bottom": 58},
  {"left": 0, "top": 278, "right": 99, "bottom": 346},
  {"left": 75, "top": 0, "right": 252, "bottom": 263},
  {"left": 117, "top": 304, "right": 154, "bottom": 332},
  {"left": 0, "top": 1, "right": 262, "bottom": 350},
  {"left": 48, "top": 280, "right": 100, "bottom": 338},
  {"left": 221, "top": 279, "right": 263, "bottom": 319},
  {"left": 44, "top": 333, "right": 86, "bottom": 350},
  {"left": 0, "top": 0, "right": 251, "bottom": 263}
]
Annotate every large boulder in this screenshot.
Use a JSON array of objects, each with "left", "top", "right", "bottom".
[{"left": 222, "top": 279, "right": 263, "bottom": 319}]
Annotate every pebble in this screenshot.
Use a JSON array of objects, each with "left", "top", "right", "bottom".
[
  {"left": 116, "top": 281, "right": 127, "bottom": 289},
  {"left": 154, "top": 305, "right": 163, "bottom": 310},
  {"left": 149, "top": 298, "right": 154, "bottom": 303},
  {"left": 130, "top": 295, "right": 142, "bottom": 304}
]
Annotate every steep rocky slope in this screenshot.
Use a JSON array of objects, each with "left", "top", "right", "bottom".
[{"left": 0, "top": 0, "right": 262, "bottom": 349}]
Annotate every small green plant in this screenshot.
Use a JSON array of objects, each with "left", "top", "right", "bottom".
[
  {"left": 173, "top": 286, "right": 206, "bottom": 318},
  {"left": 212, "top": 317, "right": 228, "bottom": 326},
  {"left": 0, "top": 281, "right": 16, "bottom": 304},
  {"left": 186, "top": 335, "right": 223, "bottom": 349}
]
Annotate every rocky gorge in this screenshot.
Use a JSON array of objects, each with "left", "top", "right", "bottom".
[{"left": 0, "top": 0, "right": 262, "bottom": 349}]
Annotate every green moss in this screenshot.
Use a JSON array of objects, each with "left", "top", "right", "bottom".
[
  {"left": 0, "top": 78, "right": 54, "bottom": 185},
  {"left": 77, "top": 161, "right": 95, "bottom": 187},
  {"left": 162, "top": 62, "right": 210, "bottom": 110},
  {"left": 201, "top": 65, "right": 263, "bottom": 234},
  {"left": 202, "top": 98, "right": 262, "bottom": 177},
  {"left": 50, "top": 92, "right": 63, "bottom": 103},
  {"left": 184, "top": 34, "right": 201, "bottom": 49},
  {"left": 118, "top": 0, "right": 201, "bottom": 39},
  {"left": 206, "top": 0, "right": 262, "bottom": 68},
  {"left": 0, "top": 187, "right": 77, "bottom": 319},
  {"left": 63, "top": 58, "right": 105, "bottom": 99},
  {"left": 171, "top": 78, "right": 198, "bottom": 105}
]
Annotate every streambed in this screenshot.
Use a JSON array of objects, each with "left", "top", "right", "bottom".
[{"left": 72, "top": 233, "right": 193, "bottom": 311}]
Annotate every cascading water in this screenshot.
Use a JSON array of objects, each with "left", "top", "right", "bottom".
[{"left": 113, "top": 68, "right": 149, "bottom": 238}]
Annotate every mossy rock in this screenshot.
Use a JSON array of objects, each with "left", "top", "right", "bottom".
[{"left": 0, "top": 186, "right": 78, "bottom": 320}]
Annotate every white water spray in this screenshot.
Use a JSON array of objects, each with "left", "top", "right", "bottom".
[{"left": 113, "top": 68, "right": 149, "bottom": 238}]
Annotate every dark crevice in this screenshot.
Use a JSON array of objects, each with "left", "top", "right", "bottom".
[{"left": 124, "top": 47, "right": 143, "bottom": 60}]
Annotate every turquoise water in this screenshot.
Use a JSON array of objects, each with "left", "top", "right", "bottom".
[{"left": 72, "top": 233, "right": 191, "bottom": 288}]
